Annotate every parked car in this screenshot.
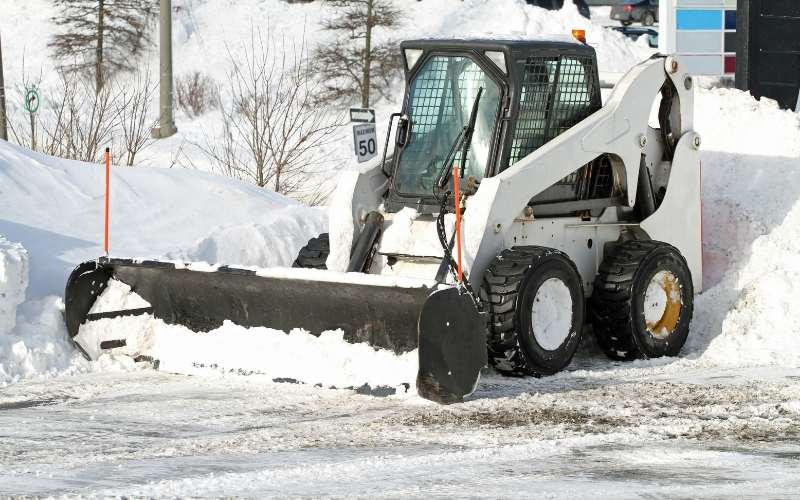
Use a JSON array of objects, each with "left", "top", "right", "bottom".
[
  {"left": 526, "top": 0, "right": 591, "bottom": 19},
  {"left": 610, "top": 26, "right": 659, "bottom": 48},
  {"left": 611, "top": 0, "right": 658, "bottom": 26}
]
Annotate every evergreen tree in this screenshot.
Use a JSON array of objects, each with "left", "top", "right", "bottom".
[
  {"left": 316, "top": 0, "right": 403, "bottom": 108},
  {"left": 49, "top": 0, "right": 157, "bottom": 93}
]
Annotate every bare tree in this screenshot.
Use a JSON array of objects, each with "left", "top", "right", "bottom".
[
  {"left": 199, "top": 30, "right": 344, "bottom": 202},
  {"left": 114, "top": 68, "right": 157, "bottom": 166},
  {"left": 39, "top": 72, "right": 118, "bottom": 162},
  {"left": 176, "top": 72, "right": 218, "bottom": 117},
  {"left": 315, "top": 0, "right": 403, "bottom": 107},
  {"left": 49, "top": 0, "right": 157, "bottom": 93}
]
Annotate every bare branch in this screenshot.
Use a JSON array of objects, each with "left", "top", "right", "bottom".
[{"left": 197, "top": 28, "right": 345, "bottom": 203}]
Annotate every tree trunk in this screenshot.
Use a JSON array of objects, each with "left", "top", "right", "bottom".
[
  {"left": 96, "top": 0, "right": 105, "bottom": 94},
  {"left": 361, "top": 0, "right": 373, "bottom": 108},
  {"left": 0, "top": 34, "right": 7, "bottom": 141}
]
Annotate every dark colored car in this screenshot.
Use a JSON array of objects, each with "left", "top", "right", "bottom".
[
  {"left": 611, "top": 0, "right": 658, "bottom": 26},
  {"left": 526, "top": 0, "right": 591, "bottom": 20},
  {"left": 610, "top": 26, "right": 659, "bottom": 48}
]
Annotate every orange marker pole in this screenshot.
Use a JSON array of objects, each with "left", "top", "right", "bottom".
[
  {"left": 104, "top": 147, "right": 110, "bottom": 255},
  {"left": 453, "top": 164, "right": 463, "bottom": 283}
]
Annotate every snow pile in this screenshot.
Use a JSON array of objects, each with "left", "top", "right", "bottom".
[
  {"left": 0, "top": 140, "right": 326, "bottom": 385},
  {"left": 152, "top": 321, "right": 417, "bottom": 390},
  {"left": 0, "top": 298, "right": 88, "bottom": 386},
  {"left": 165, "top": 217, "right": 326, "bottom": 269},
  {"left": 0, "top": 236, "right": 86, "bottom": 385},
  {"left": 0, "top": 140, "right": 327, "bottom": 297},
  {"left": 420, "top": 0, "right": 653, "bottom": 73},
  {"left": 74, "top": 277, "right": 420, "bottom": 390},
  {"left": 378, "top": 207, "right": 453, "bottom": 258},
  {"left": 686, "top": 89, "right": 800, "bottom": 366},
  {"left": 79, "top": 312, "right": 418, "bottom": 391},
  {"left": 0, "top": 236, "right": 28, "bottom": 335}
]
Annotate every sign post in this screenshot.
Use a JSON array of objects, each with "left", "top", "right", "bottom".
[
  {"left": 350, "top": 107, "right": 377, "bottom": 163},
  {"left": 23, "top": 85, "right": 40, "bottom": 150},
  {"left": 104, "top": 147, "right": 110, "bottom": 255}
]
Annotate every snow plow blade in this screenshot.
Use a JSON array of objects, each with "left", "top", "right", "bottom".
[{"left": 64, "top": 258, "right": 487, "bottom": 403}]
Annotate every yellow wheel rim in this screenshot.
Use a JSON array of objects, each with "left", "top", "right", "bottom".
[{"left": 643, "top": 270, "right": 682, "bottom": 339}]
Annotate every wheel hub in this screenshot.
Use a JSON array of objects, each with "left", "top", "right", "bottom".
[
  {"left": 530, "top": 277, "right": 573, "bottom": 351},
  {"left": 643, "top": 270, "right": 682, "bottom": 339}
]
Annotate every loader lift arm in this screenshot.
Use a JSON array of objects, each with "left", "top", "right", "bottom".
[{"left": 460, "top": 55, "right": 702, "bottom": 294}]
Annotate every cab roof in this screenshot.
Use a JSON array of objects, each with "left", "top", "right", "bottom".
[{"left": 400, "top": 36, "right": 595, "bottom": 57}]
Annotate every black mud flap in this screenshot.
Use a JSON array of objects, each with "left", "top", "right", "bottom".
[{"left": 416, "top": 287, "right": 487, "bottom": 404}]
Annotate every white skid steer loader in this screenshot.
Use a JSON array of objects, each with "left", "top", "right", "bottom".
[{"left": 65, "top": 36, "right": 702, "bottom": 404}]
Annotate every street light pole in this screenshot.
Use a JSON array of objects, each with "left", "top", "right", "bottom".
[{"left": 152, "top": 0, "right": 177, "bottom": 139}]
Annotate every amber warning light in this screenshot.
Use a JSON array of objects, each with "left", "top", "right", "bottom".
[{"left": 572, "top": 29, "right": 586, "bottom": 44}]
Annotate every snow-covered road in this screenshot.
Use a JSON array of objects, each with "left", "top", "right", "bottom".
[{"left": 3, "top": 356, "right": 799, "bottom": 498}]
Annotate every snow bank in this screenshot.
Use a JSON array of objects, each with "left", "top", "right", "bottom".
[
  {"left": 0, "top": 140, "right": 326, "bottom": 385},
  {"left": 0, "top": 236, "right": 86, "bottom": 386},
  {"left": 0, "top": 140, "right": 327, "bottom": 298},
  {"left": 0, "top": 236, "right": 28, "bottom": 335},
  {"left": 685, "top": 89, "right": 800, "bottom": 366},
  {"left": 414, "top": 0, "right": 653, "bottom": 73},
  {"left": 0, "top": 297, "right": 88, "bottom": 386}
]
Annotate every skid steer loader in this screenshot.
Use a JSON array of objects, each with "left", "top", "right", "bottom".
[{"left": 64, "top": 35, "right": 702, "bottom": 404}]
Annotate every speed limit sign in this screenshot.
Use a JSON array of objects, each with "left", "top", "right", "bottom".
[{"left": 352, "top": 123, "right": 377, "bottom": 163}]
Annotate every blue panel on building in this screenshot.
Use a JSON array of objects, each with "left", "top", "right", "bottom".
[
  {"left": 676, "top": 9, "right": 723, "bottom": 30},
  {"left": 725, "top": 9, "right": 736, "bottom": 29}
]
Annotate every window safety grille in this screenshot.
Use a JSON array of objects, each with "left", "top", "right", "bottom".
[
  {"left": 509, "top": 55, "right": 598, "bottom": 165},
  {"left": 509, "top": 54, "right": 608, "bottom": 204}
]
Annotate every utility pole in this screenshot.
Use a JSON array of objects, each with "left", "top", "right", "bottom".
[
  {"left": 0, "top": 32, "right": 8, "bottom": 141},
  {"left": 151, "top": 0, "right": 177, "bottom": 139}
]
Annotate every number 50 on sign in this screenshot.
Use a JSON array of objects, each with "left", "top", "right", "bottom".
[{"left": 352, "top": 123, "right": 377, "bottom": 163}]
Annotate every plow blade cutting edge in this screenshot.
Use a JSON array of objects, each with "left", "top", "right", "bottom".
[{"left": 64, "top": 258, "right": 487, "bottom": 403}]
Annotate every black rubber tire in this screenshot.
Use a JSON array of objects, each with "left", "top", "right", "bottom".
[
  {"left": 642, "top": 11, "right": 656, "bottom": 26},
  {"left": 292, "top": 233, "right": 330, "bottom": 269},
  {"left": 483, "top": 247, "right": 586, "bottom": 377},
  {"left": 591, "top": 240, "right": 694, "bottom": 361}
]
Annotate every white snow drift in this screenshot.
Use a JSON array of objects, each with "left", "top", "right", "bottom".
[
  {"left": 0, "top": 236, "right": 27, "bottom": 335},
  {"left": 0, "top": 140, "right": 326, "bottom": 385}
]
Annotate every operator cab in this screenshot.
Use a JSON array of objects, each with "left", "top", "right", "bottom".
[{"left": 385, "top": 37, "right": 612, "bottom": 215}]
